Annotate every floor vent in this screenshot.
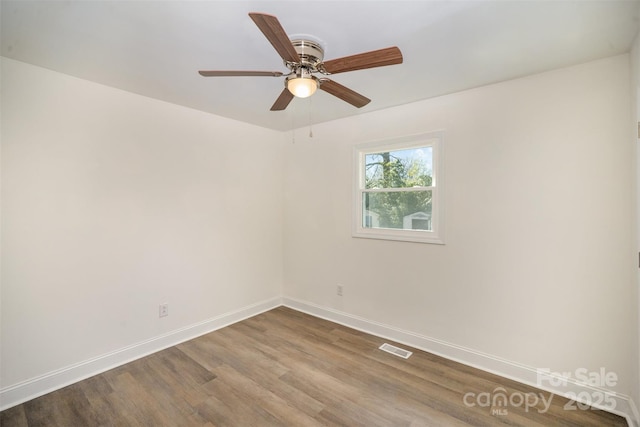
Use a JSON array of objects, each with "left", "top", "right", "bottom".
[{"left": 379, "top": 343, "right": 412, "bottom": 359}]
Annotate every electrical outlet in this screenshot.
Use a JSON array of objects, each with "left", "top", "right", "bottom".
[
  {"left": 159, "top": 303, "right": 169, "bottom": 318},
  {"left": 337, "top": 284, "right": 343, "bottom": 296}
]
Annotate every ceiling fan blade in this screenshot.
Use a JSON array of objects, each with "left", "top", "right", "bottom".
[
  {"left": 249, "top": 12, "right": 300, "bottom": 64},
  {"left": 199, "top": 70, "right": 284, "bottom": 77},
  {"left": 319, "top": 79, "right": 371, "bottom": 108},
  {"left": 322, "top": 47, "right": 403, "bottom": 74},
  {"left": 270, "top": 88, "right": 295, "bottom": 111}
]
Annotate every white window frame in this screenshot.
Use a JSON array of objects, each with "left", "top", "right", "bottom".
[{"left": 352, "top": 132, "right": 444, "bottom": 244}]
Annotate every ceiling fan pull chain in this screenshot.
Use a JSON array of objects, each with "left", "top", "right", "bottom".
[
  {"left": 291, "top": 107, "right": 296, "bottom": 144},
  {"left": 308, "top": 98, "right": 314, "bottom": 138}
]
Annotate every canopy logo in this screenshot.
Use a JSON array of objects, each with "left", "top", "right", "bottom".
[
  {"left": 462, "top": 387, "right": 553, "bottom": 416},
  {"left": 462, "top": 368, "right": 619, "bottom": 416}
]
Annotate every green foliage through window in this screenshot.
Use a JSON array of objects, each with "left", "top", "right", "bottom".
[
  {"left": 364, "top": 147, "right": 432, "bottom": 189},
  {"left": 362, "top": 147, "right": 433, "bottom": 230}
]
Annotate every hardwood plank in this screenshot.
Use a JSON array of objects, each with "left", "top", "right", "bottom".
[
  {"left": 0, "top": 306, "right": 628, "bottom": 426},
  {"left": 199, "top": 378, "right": 286, "bottom": 427},
  {"left": 212, "top": 363, "right": 325, "bottom": 426},
  {"left": 205, "top": 333, "right": 326, "bottom": 418},
  {"left": 0, "top": 404, "right": 28, "bottom": 427},
  {"left": 175, "top": 333, "right": 226, "bottom": 372}
]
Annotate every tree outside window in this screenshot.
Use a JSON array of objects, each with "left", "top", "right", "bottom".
[{"left": 354, "top": 133, "right": 443, "bottom": 244}]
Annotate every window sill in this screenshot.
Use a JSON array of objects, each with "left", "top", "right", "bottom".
[{"left": 352, "top": 228, "right": 445, "bottom": 244}]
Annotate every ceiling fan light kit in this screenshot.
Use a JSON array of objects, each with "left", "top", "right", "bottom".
[
  {"left": 199, "top": 12, "right": 403, "bottom": 111},
  {"left": 287, "top": 73, "right": 318, "bottom": 98}
]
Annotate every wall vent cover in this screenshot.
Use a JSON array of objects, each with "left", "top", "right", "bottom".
[{"left": 379, "top": 343, "right": 412, "bottom": 359}]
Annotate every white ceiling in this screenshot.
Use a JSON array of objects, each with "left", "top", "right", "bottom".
[{"left": 2, "top": 0, "right": 639, "bottom": 131}]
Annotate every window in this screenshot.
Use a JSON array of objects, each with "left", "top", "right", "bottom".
[{"left": 353, "top": 132, "right": 444, "bottom": 244}]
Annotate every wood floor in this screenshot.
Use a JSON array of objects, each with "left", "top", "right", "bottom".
[{"left": 1, "top": 306, "right": 627, "bottom": 426}]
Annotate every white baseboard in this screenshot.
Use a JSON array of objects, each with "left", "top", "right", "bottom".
[
  {"left": 282, "top": 296, "right": 639, "bottom": 427},
  {"left": 0, "top": 297, "right": 282, "bottom": 411}
]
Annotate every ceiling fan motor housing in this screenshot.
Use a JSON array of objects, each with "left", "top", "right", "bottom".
[{"left": 289, "top": 39, "right": 325, "bottom": 70}]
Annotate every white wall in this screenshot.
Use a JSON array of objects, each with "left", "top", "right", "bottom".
[
  {"left": 0, "top": 58, "right": 284, "bottom": 399},
  {"left": 631, "top": 30, "right": 640, "bottom": 422},
  {"left": 283, "top": 54, "right": 636, "bottom": 415}
]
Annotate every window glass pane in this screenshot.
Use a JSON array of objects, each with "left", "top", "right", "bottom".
[
  {"left": 363, "top": 190, "right": 432, "bottom": 230},
  {"left": 364, "top": 147, "right": 432, "bottom": 189}
]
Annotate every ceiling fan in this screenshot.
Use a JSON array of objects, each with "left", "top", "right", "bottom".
[{"left": 198, "top": 12, "right": 403, "bottom": 111}]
